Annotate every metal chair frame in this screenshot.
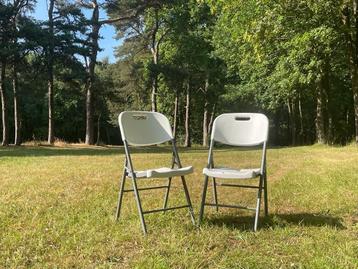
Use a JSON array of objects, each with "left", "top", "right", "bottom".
[
  {"left": 115, "top": 112, "right": 195, "bottom": 235},
  {"left": 198, "top": 113, "right": 269, "bottom": 231}
]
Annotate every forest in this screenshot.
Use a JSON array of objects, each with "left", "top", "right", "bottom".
[{"left": 0, "top": 0, "right": 358, "bottom": 146}]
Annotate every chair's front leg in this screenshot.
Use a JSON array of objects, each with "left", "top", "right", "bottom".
[
  {"left": 162, "top": 177, "right": 172, "bottom": 210},
  {"left": 115, "top": 168, "right": 127, "bottom": 220},
  {"left": 180, "top": 176, "right": 196, "bottom": 225},
  {"left": 254, "top": 175, "right": 264, "bottom": 232},
  {"left": 198, "top": 175, "right": 209, "bottom": 225}
]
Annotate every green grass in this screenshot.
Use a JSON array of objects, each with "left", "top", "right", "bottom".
[{"left": 0, "top": 144, "right": 357, "bottom": 268}]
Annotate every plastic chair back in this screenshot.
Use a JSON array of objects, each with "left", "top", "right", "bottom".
[
  {"left": 119, "top": 111, "right": 173, "bottom": 146},
  {"left": 211, "top": 113, "right": 269, "bottom": 146}
]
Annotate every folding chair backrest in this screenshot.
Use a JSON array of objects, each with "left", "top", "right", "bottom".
[
  {"left": 211, "top": 113, "right": 269, "bottom": 146},
  {"left": 119, "top": 111, "right": 173, "bottom": 146}
]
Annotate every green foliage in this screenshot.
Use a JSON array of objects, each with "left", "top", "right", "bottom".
[
  {"left": 208, "top": 0, "right": 353, "bottom": 145},
  {"left": 1, "top": 0, "right": 357, "bottom": 145}
]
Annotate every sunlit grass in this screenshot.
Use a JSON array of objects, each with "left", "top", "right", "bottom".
[{"left": 0, "top": 144, "right": 357, "bottom": 268}]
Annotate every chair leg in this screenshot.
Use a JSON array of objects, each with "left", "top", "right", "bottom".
[
  {"left": 198, "top": 175, "right": 209, "bottom": 225},
  {"left": 131, "top": 177, "right": 147, "bottom": 235},
  {"left": 115, "top": 169, "right": 127, "bottom": 220},
  {"left": 162, "top": 177, "right": 172, "bottom": 210},
  {"left": 212, "top": 177, "right": 219, "bottom": 212},
  {"left": 263, "top": 173, "right": 268, "bottom": 217},
  {"left": 180, "top": 176, "right": 196, "bottom": 225},
  {"left": 254, "top": 176, "right": 264, "bottom": 232}
]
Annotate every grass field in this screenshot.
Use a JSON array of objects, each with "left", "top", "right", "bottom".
[{"left": 0, "top": 144, "right": 357, "bottom": 268}]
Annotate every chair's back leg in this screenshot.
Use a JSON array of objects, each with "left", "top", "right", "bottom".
[
  {"left": 162, "top": 177, "right": 172, "bottom": 210},
  {"left": 263, "top": 173, "right": 268, "bottom": 216},
  {"left": 163, "top": 151, "right": 177, "bottom": 211},
  {"left": 199, "top": 175, "right": 209, "bottom": 225},
  {"left": 115, "top": 167, "right": 127, "bottom": 220},
  {"left": 171, "top": 140, "right": 195, "bottom": 225},
  {"left": 212, "top": 177, "right": 219, "bottom": 212},
  {"left": 254, "top": 175, "right": 264, "bottom": 231},
  {"left": 180, "top": 176, "right": 196, "bottom": 225}
]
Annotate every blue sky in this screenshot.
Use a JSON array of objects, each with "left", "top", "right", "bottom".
[{"left": 33, "top": 0, "right": 120, "bottom": 63}]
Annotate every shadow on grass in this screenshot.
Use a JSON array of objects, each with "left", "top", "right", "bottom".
[
  {"left": 205, "top": 212, "right": 345, "bottom": 231},
  {"left": 0, "top": 144, "right": 283, "bottom": 158},
  {"left": 0, "top": 145, "right": 216, "bottom": 158},
  {"left": 0, "top": 146, "right": 121, "bottom": 157}
]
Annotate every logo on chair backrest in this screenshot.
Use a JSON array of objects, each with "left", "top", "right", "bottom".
[{"left": 132, "top": 114, "right": 147, "bottom": 120}]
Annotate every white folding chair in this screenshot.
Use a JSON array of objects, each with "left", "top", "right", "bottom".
[
  {"left": 115, "top": 111, "right": 195, "bottom": 234},
  {"left": 198, "top": 113, "right": 269, "bottom": 231}
]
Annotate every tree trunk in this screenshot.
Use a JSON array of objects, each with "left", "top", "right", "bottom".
[
  {"left": 13, "top": 60, "right": 21, "bottom": 145},
  {"left": 274, "top": 110, "right": 280, "bottom": 145},
  {"left": 184, "top": 81, "right": 191, "bottom": 147},
  {"left": 202, "top": 101, "right": 209, "bottom": 147},
  {"left": 151, "top": 56, "right": 158, "bottom": 112},
  {"left": 47, "top": 71, "right": 54, "bottom": 144},
  {"left": 85, "top": 1, "right": 100, "bottom": 145},
  {"left": 47, "top": 0, "right": 55, "bottom": 144},
  {"left": 327, "top": 116, "right": 333, "bottom": 144},
  {"left": 172, "top": 89, "right": 179, "bottom": 139},
  {"left": 0, "top": 60, "right": 8, "bottom": 146},
  {"left": 325, "top": 74, "right": 333, "bottom": 144},
  {"left": 105, "top": 126, "right": 110, "bottom": 145},
  {"left": 316, "top": 78, "right": 326, "bottom": 144},
  {"left": 85, "top": 81, "right": 94, "bottom": 145},
  {"left": 353, "top": 0, "right": 358, "bottom": 143},
  {"left": 208, "top": 103, "right": 216, "bottom": 138},
  {"left": 96, "top": 113, "right": 101, "bottom": 145},
  {"left": 150, "top": 9, "right": 159, "bottom": 112},
  {"left": 287, "top": 98, "right": 296, "bottom": 145},
  {"left": 151, "top": 41, "right": 158, "bottom": 113},
  {"left": 352, "top": 68, "right": 358, "bottom": 143},
  {"left": 151, "top": 83, "right": 157, "bottom": 111},
  {"left": 343, "top": 2, "right": 358, "bottom": 143},
  {"left": 298, "top": 92, "right": 304, "bottom": 144},
  {"left": 202, "top": 76, "right": 209, "bottom": 147},
  {"left": 291, "top": 100, "right": 296, "bottom": 145},
  {"left": 10, "top": 11, "right": 21, "bottom": 146},
  {"left": 346, "top": 109, "right": 351, "bottom": 141}
]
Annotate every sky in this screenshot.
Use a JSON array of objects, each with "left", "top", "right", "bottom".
[{"left": 33, "top": 0, "right": 120, "bottom": 63}]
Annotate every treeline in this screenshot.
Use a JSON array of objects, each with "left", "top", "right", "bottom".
[{"left": 0, "top": 0, "right": 358, "bottom": 146}]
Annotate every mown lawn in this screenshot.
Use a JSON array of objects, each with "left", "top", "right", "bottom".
[{"left": 0, "top": 144, "right": 357, "bottom": 268}]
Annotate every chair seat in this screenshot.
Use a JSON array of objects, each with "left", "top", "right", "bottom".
[
  {"left": 129, "top": 166, "right": 193, "bottom": 179},
  {"left": 203, "top": 167, "right": 261, "bottom": 179}
]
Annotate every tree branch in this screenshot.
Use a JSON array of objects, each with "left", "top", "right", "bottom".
[
  {"left": 99, "top": 14, "right": 138, "bottom": 25},
  {"left": 99, "top": 2, "right": 161, "bottom": 25},
  {"left": 157, "top": 27, "right": 170, "bottom": 47},
  {"left": 76, "top": 0, "right": 94, "bottom": 9},
  {"left": 129, "top": 24, "right": 143, "bottom": 37}
]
